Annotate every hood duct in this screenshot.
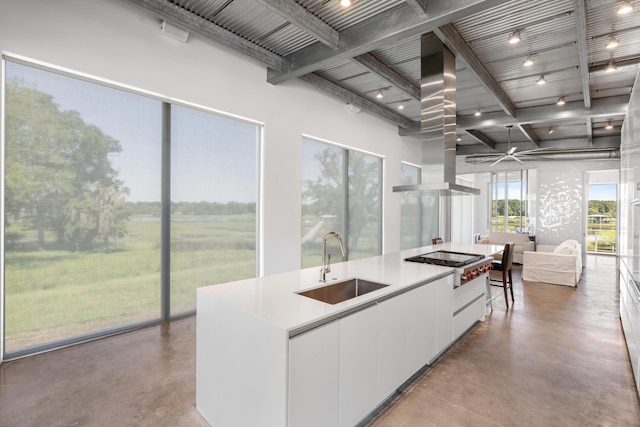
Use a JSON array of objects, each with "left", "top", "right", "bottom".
[{"left": 393, "top": 33, "right": 480, "bottom": 196}]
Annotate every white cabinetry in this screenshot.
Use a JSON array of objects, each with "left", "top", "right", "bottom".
[
  {"left": 338, "top": 305, "right": 378, "bottom": 427},
  {"left": 620, "top": 263, "right": 640, "bottom": 395},
  {"left": 289, "top": 321, "right": 340, "bottom": 427}
]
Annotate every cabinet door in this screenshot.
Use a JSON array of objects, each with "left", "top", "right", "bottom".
[
  {"left": 377, "top": 282, "right": 439, "bottom": 402},
  {"left": 435, "top": 275, "right": 454, "bottom": 356},
  {"left": 339, "top": 305, "right": 378, "bottom": 427},
  {"left": 289, "top": 321, "right": 339, "bottom": 427}
]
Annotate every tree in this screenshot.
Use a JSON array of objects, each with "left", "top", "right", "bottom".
[{"left": 5, "top": 79, "right": 129, "bottom": 251}]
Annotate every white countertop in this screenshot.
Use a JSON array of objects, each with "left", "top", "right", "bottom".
[{"left": 197, "top": 243, "right": 503, "bottom": 334}]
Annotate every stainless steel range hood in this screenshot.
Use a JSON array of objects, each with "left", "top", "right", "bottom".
[{"left": 393, "top": 33, "right": 479, "bottom": 196}]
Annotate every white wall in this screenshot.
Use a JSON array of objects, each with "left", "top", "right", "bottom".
[{"left": 0, "top": 0, "right": 421, "bottom": 275}]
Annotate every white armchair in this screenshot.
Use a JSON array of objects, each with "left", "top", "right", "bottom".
[{"left": 522, "top": 240, "right": 582, "bottom": 287}]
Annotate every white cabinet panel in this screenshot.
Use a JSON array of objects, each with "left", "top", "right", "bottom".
[
  {"left": 435, "top": 276, "right": 454, "bottom": 356},
  {"left": 289, "top": 321, "right": 340, "bottom": 427},
  {"left": 339, "top": 305, "right": 378, "bottom": 427},
  {"left": 405, "top": 284, "right": 437, "bottom": 374},
  {"left": 377, "top": 293, "right": 409, "bottom": 401}
]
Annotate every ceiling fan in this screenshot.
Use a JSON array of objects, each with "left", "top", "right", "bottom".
[{"left": 464, "top": 125, "right": 550, "bottom": 167}]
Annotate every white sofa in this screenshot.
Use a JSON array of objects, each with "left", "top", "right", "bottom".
[
  {"left": 475, "top": 231, "right": 535, "bottom": 264},
  {"left": 522, "top": 240, "right": 582, "bottom": 287}
]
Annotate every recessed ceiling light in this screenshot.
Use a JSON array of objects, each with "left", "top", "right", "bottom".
[
  {"left": 523, "top": 56, "right": 534, "bottom": 67},
  {"left": 376, "top": 90, "right": 383, "bottom": 99},
  {"left": 536, "top": 75, "right": 547, "bottom": 85},
  {"left": 604, "top": 61, "right": 617, "bottom": 72},
  {"left": 340, "top": 0, "right": 352, "bottom": 7},
  {"left": 605, "top": 36, "right": 620, "bottom": 50},
  {"left": 557, "top": 96, "right": 566, "bottom": 105},
  {"left": 398, "top": 103, "right": 404, "bottom": 110},
  {"left": 474, "top": 109, "right": 482, "bottom": 117},
  {"left": 508, "top": 30, "right": 521, "bottom": 44},
  {"left": 617, "top": 1, "right": 634, "bottom": 14},
  {"left": 605, "top": 122, "right": 614, "bottom": 129}
]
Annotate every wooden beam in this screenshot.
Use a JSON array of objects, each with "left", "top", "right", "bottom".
[
  {"left": 518, "top": 124, "right": 540, "bottom": 147},
  {"left": 573, "top": 0, "right": 592, "bottom": 110},
  {"left": 465, "top": 129, "right": 496, "bottom": 149},
  {"left": 352, "top": 53, "right": 420, "bottom": 101},
  {"left": 405, "top": 0, "right": 428, "bottom": 15}
]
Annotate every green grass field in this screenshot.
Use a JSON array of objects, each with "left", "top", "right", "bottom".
[{"left": 4, "top": 215, "right": 256, "bottom": 352}]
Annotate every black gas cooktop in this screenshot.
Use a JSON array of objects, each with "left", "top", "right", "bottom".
[{"left": 404, "top": 250, "right": 484, "bottom": 268}]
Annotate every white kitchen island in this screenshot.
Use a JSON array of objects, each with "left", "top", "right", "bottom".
[{"left": 196, "top": 243, "right": 501, "bottom": 427}]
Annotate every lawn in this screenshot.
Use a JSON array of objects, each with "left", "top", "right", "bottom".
[{"left": 4, "top": 215, "right": 256, "bottom": 353}]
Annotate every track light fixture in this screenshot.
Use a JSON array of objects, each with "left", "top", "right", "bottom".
[
  {"left": 605, "top": 36, "right": 620, "bottom": 50},
  {"left": 617, "top": 1, "right": 634, "bottom": 14},
  {"left": 605, "top": 122, "right": 614, "bottom": 130},
  {"left": 604, "top": 61, "right": 617, "bottom": 72},
  {"left": 536, "top": 75, "right": 547, "bottom": 85},
  {"left": 557, "top": 96, "right": 566, "bottom": 105},
  {"left": 375, "top": 90, "right": 383, "bottom": 99},
  {"left": 508, "top": 30, "right": 521, "bottom": 44},
  {"left": 456, "top": 135, "right": 462, "bottom": 142},
  {"left": 523, "top": 56, "right": 534, "bottom": 67},
  {"left": 474, "top": 109, "right": 482, "bottom": 116},
  {"left": 398, "top": 103, "right": 404, "bottom": 110},
  {"left": 340, "top": 0, "right": 352, "bottom": 7},
  {"left": 548, "top": 127, "right": 555, "bottom": 135}
]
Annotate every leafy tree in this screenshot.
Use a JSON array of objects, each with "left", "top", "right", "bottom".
[{"left": 4, "top": 79, "right": 128, "bottom": 251}]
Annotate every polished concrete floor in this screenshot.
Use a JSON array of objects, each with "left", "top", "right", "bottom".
[{"left": 1, "top": 255, "right": 639, "bottom": 426}]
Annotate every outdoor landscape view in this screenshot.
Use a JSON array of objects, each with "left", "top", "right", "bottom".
[{"left": 3, "top": 61, "right": 258, "bottom": 354}]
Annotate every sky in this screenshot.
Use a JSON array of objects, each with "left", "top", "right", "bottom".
[
  {"left": 6, "top": 61, "right": 258, "bottom": 203},
  {"left": 589, "top": 183, "right": 616, "bottom": 201}
]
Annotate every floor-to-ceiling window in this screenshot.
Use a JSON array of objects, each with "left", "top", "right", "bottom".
[
  {"left": 2, "top": 57, "right": 261, "bottom": 357},
  {"left": 490, "top": 170, "right": 530, "bottom": 233},
  {"left": 586, "top": 170, "right": 618, "bottom": 254},
  {"left": 399, "top": 162, "right": 439, "bottom": 249},
  {"left": 301, "top": 137, "right": 382, "bottom": 268}
]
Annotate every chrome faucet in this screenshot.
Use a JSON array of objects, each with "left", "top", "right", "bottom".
[{"left": 320, "top": 232, "right": 346, "bottom": 283}]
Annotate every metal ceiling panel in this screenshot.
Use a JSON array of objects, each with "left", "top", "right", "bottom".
[{"left": 299, "top": 0, "right": 405, "bottom": 32}]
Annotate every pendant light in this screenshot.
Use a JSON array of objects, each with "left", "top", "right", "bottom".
[
  {"left": 617, "top": 1, "right": 634, "bottom": 14},
  {"left": 508, "top": 30, "right": 521, "bottom": 44},
  {"left": 536, "top": 75, "right": 547, "bottom": 85},
  {"left": 605, "top": 36, "right": 620, "bottom": 50}
]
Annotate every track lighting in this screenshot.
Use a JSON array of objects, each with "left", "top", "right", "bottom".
[
  {"left": 536, "top": 75, "right": 547, "bottom": 85},
  {"left": 508, "top": 30, "right": 521, "bottom": 44},
  {"left": 474, "top": 109, "right": 482, "bottom": 117},
  {"left": 523, "top": 56, "right": 534, "bottom": 67},
  {"left": 340, "top": 0, "right": 351, "bottom": 7},
  {"left": 398, "top": 103, "right": 404, "bottom": 110},
  {"left": 548, "top": 128, "right": 554, "bottom": 135},
  {"left": 375, "top": 90, "right": 383, "bottom": 99},
  {"left": 605, "top": 36, "right": 620, "bottom": 50},
  {"left": 557, "top": 96, "right": 566, "bottom": 105},
  {"left": 605, "top": 122, "right": 614, "bottom": 130},
  {"left": 604, "top": 61, "right": 617, "bottom": 72},
  {"left": 617, "top": 1, "right": 634, "bottom": 14},
  {"left": 456, "top": 135, "right": 462, "bottom": 142}
]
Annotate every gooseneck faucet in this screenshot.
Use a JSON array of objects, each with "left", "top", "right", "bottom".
[{"left": 320, "top": 231, "right": 346, "bottom": 283}]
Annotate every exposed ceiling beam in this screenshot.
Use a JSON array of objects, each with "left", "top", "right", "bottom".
[
  {"left": 253, "top": 0, "right": 340, "bottom": 49},
  {"left": 518, "top": 124, "right": 540, "bottom": 147},
  {"left": 434, "top": 23, "right": 517, "bottom": 117},
  {"left": 465, "top": 129, "right": 496, "bottom": 149},
  {"left": 405, "top": 0, "right": 428, "bottom": 15},
  {"left": 267, "top": 0, "right": 506, "bottom": 84},
  {"left": 455, "top": 135, "right": 621, "bottom": 155},
  {"left": 299, "top": 73, "right": 417, "bottom": 130},
  {"left": 573, "top": 0, "right": 591, "bottom": 109},
  {"left": 352, "top": 53, "right": 420, "bottom": 101},
  {"left": 399, "top": 95, "right": 629, "bottom": 136},
  {"left": 586, "top": 117, "right": 593, "bottom": 145},
  {"left": 121, "top": 0, "right": 283, "bottom": 70},
  {"left": 457, "top": 95, "right": 629, "bottom": 128}
]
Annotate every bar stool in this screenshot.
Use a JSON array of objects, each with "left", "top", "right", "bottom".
[{"left": 488, "top": 242, "right": 515, "bottom": 308}]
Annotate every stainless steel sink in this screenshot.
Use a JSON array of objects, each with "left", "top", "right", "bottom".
[{"left": 296, "top": 278, "right": 389, "bottom": 305}]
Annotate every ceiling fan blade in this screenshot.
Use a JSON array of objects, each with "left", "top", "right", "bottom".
[
  {"left": 490, "top": 156, "right": 507, "bottom": 167},
  {"left": 513, "top": 155, "right": 524, "bottom": 165},
  {"left": 508, "top": 146, "right": 517, "bottom": 155}
]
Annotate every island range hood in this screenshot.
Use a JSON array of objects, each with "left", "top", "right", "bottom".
[{"left": 393, "top": 33, "right": 479, "bottom": 196}]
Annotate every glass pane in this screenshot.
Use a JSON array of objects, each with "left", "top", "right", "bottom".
[
  {"left": 4, "top": 61, "right": 162, "bottom": 354},
  {"left": 401, "top": 163, "right": 422, "bottom": 249},
  {"left": 587, "top": 184, "right": 617, "bottom": 253},
  {"left": 170, "top": 105, "right": 259, "bottom": 314},
  {"left": 348, "top": 151, "right": 382, "bottom": 259},
  {"left": 301, "top": 139, "right": 345, "bottom": 268}
]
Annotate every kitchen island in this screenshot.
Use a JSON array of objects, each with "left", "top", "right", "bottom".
[{"left": 196, "top": 243, "right": 501, "bottom": 427}]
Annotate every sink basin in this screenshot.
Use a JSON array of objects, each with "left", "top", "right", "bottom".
[{"left": 296, "top": 278, "right": 389, "bottom": 305}]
